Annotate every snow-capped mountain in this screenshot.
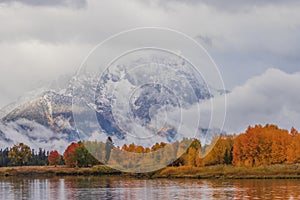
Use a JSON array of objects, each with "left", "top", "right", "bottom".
[{"left": 0, "top": 56, "right": 227, "bottom": 151}]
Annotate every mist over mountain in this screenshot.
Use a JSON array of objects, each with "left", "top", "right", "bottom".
[{"left": 0, "top": 57, "right": 227, "bottom": 152}]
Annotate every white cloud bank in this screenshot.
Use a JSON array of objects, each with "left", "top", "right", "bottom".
[
  {"left": 208, "top": 68, "right": 300, "bottom": 133},
  {"left": 1, "top": 0, "right": 300, "bottom": 108},
  {"left": 88, "top": 68, "right": 300, "bottom": 145},
  {"left": 0, "top": 119, "right": 72, "bottom": 153}
]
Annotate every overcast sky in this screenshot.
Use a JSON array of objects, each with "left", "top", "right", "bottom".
[{"left": 0, "top": 0, "right": 300, "bottom": 132}]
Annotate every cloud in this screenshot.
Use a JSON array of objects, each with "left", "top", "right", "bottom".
[
  {"left": 205, "top": 68, "right": 300, "bottom": 133},
  {"left": 0, "top": 0, "right": 300, "bottom": 109},
  {"left": 0, "top": 0, "right": 87, "bottom": 8},
  {"left": 158, "top": 0, "right": 299, "bottom": 11},
  {"left": 0, "top": 119, "right": 75, "bottom": 153},
  {"left": 195, "top": 35, "right": 213, "bottom": 47}
]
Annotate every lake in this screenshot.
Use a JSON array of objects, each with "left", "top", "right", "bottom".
[{"left": 0, "top": 176, "right": 300, "bottom": 199}]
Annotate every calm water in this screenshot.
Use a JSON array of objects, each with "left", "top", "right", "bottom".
[{"left": 0, "top": 176, "right": 300, "bottom": 200}]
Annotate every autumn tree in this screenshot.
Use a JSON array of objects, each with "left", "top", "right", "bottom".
[
  {"left": 8, "top": 143, "right": 32, "bottom": 166},
  {"left": 151, "top": 142, "right": 167, "bottom": 151},
  {"left": 64, "top": 142, "right": 80, "bottom": 167},
  {"left": 48, "top": 150, "right": 61, "bottom": 167},
  {"left": 269, "top": 126, "right": 289, "bottom": 164},
  {"left": 128, "top": 143, "right": 136, "bottom": 152},
  {"left": 233, "top": 124, "right": 293, "bottom": 167},
  {"left": 286, "top": 128, "right": 300, "bottom": 164},
  {"left": 171, "top": 138, "right": 200, "bottom": 167},
  {"left": 201, "top": 135, "right": 233, "bottom": 166},
  {"left": 134, "top": 145, "right": 145, "bottom": 153},
  {"left": 122, "top": 144, "right": 128, "bottom": 151},
  {"left": 232, "top": 133, "right": 246, "bottom": 166},
  {"left": 64, "top": 142, "right": 99, "bottom": 168},
  {"left": 185, "top": 139, "right": 201, "bottom": 166}
]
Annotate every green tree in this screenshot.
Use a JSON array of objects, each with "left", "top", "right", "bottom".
[
  {"left": 0, "top": 148, "right": 11, "bottom": 167},
  {"left": 8, "top": 143, "right": 32, "bottom": 166},
  {"left": 74, "top": 143, "right": 99, "bottom": 167}
]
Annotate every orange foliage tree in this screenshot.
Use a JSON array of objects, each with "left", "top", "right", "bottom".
[
  {"left": 48, "top": 150, "right": 61, "bottom": 167},
  {"left": 63, "top": 142, "right": 80, "bottom": 167},
  {"left": 201, "top": 135, "right": 233, "bottom": 166},
  {"left": 233, "top": 124, "right": 299, "bottom": 167},
  {"left": 286, "top": 127, "right": 300, "bottom": 164}
]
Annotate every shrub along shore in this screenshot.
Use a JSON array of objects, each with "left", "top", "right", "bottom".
[{"left": 1, "top": 164, "right": 300, "bottom": 179}]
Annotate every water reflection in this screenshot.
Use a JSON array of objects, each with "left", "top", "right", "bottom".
[{"left": 0, "top": 177, "right": 300, "bottom": 199}]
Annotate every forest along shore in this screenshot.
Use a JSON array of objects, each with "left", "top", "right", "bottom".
[{"left": 1, "top": 164, "right": 300, "bottom": 179}]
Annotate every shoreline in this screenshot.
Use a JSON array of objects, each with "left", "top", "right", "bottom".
[{"left": 1, "top": 164, "right": 300, "bottom": 179}]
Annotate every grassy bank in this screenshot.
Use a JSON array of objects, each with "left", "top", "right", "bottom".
[
  {"left": 0, "top": 165, "right": 121, "bottom": 177},
  {"left": 154, "top": 164, "right": 300, "bottom": 179},
  {"left": 1, "top": 164, "right": 300, "bottom": 179}
]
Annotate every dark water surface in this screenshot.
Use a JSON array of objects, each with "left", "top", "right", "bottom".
[{"left": 0, "top": 176, "right": 299, "bottom": 199}]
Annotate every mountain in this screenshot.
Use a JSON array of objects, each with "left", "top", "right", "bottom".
[{"left": 0, "top": 57, "right": 227, "bottom": 151}]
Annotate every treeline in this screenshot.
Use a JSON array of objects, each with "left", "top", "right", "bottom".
[
  {"left": 0, "top": 142, "right": 97, "bottom": 168},
  {"left": 83, "top": 124, "right": 300, "bottom": 169},
  {"left": 107, "top": 135, "right": 233, "bottom": 168},
  {"left": 0, "top": 144, "right": 49, "bottom": 167},
  {"left": 233, "top": 124, "right": 300, "bottom": 167},
  {"left": 0, "top": 124, "right": 300, "bottom": 169},
  {"left": 176, "top": 124, "right": 300, "bottom": 167}
]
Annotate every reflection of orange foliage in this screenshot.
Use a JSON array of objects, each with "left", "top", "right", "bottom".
[{"left": 232, "top": 179, "right": 300, "bottom": 199}]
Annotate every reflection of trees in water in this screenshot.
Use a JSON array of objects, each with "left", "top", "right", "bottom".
[
  {"left": 104, "top": 178, "right": 113, "bottom": 199},
  {"left": 3, "top": 177, "right": 300, "bottom": 199},
  {"left": 9, "top": 178, "right": 31, "bottom": 199},
  {"left": 233, "top": 179, "right": 300, "bottom": 199},
  {"left": 49, "top": 177, "right": 62, "bottom": 200}
]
